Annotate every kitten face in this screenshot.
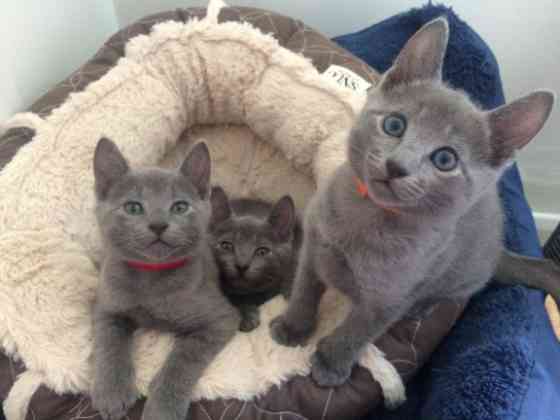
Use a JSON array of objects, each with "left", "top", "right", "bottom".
[
  {"left": 348, "top": 17, "right": 554, "bottom": 216},
  {"left": 350, "top": 82, "right": 491, "bottom": 214},
  {"left": 210, "top": 188, "right": 296, "bottom": 295},
  {"left": 94, "top": 139, "right": 211, "bottom": 262}
]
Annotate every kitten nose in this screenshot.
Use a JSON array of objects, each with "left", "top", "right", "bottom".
[
  {"left": 236, "top": 264, "right": 249, "bottom": 274},
  {"left": 385, "top": 159, "right": 409, "bottom": 179},
  {"left": 149, "top": 222, "right": 169, "bottom": 236}
]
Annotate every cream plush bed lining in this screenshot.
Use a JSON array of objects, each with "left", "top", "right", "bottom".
[{"left": 0, "top": 2, "right": 404, "bottom": 419}]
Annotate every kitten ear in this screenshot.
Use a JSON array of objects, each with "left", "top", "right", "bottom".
[
  {"left": 181, "top": 142, "right": 211, "bottom": 199},
  {"left": 268, "top": 196, "right": 296, "bottom": 242},
  {"left": 381, "top": 17, "right": 449, "bottom": 90},
  {"left": 487, "top": 90, "right": 554, "bottom": 166},
  {"left": 210, "top": 186, "right": 231, "bottom": 224},
  {"left": 93, "top": 137, "right": 129, "bottom": 200}
]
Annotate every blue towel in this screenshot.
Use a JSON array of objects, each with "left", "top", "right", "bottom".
[{"left": 334, "top": 5, "right": 560, "bottom": 420}]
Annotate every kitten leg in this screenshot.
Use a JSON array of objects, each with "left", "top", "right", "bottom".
[
  {"left": 311, "top": 305, "right": 402, "bottom": 387},
  {"left": 141, "top": 320, "right": 235, "bottom": 420},
  {"left": 238, "top": 304, "right": 260, "bottom": 332},
  {"left": 91, "top": 312, "right": 139, "bottom": 420},
  {"left": 270, "top": 250, "right": 326, "bottom": 347}
]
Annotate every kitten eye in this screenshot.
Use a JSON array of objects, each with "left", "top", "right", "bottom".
[
  {"left": 382, "top": 113, "right": 407, "bottom": 137},
  {"left": 430, "top": 147, "right": 459, "bottom": 172},
  {"left": 170, "top": 201, "right": 190, "bottom": 214},
  {"left": 255, "top": 247, "right": 270, "bottom": 257},
  {"left": 123, "top": 201, "right": 144, "bottom": 215},
  {"left": 219, "top": 241, "right": 233, "bottom": 251}
]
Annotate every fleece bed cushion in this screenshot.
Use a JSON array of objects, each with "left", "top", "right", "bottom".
[{"left": 0, "top": 3, "right": 465, "bottom": 420}]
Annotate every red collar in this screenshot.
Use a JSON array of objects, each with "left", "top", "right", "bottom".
[
  {"left": 354, "top": 177, "right": 401, "bottom": 215},
  {"left": 125, "top": 258, "right": 190, "bottom": 272}
]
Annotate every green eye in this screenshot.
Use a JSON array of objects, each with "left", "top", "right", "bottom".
[
  {"left": 382, "top": 113, "right": 407, "bottom": 137},
  {"left": 124, "top": 201, "right": 144, "bottom": 215},
  {"left": 170, "top": 201, "right": 190, "bottom": 214}
]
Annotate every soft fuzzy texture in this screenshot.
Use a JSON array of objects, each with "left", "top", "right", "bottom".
[
  {"left": 0, "top": 2, "right": 404, "bottom": 419},
  {"left": 334, "top": 4, "right": 560, "bottom": 420}
]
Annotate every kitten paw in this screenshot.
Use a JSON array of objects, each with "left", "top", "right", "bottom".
[
  {"left": 141, "top": 395, "right": 190, "bottom": 420},
  {"left": 269, "top": 315, "right": 313, "bottom": 347},
  {"left": 239, "top": 313, "right": 261, "bottom": 332},
  {"left": 311, "top": 351, "right": 352, "bottom": 387},
  {"left": 92, "top": 382, "right": 139, "bottom": 420}
]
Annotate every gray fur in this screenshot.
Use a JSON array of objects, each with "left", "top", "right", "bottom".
[
  {"left": 91, "top": 139, "right": 239, "bottom": 420},
  {"left": 494, "top": 251, "right": 560, "bottom": 304},
  {"left": 270, "top": 17, "right": 555, "bottom": 387},
  {"left": 209, "top": 186, "right": 300, "bottom": 332}
]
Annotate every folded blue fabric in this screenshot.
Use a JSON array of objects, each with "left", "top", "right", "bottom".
[{"left": 334, "top": 4, "right": 560, "bottom": 420}]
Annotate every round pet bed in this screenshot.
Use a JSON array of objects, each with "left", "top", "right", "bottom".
[{"left": 0, "top": 2, "right": 465, "bottom": 419}]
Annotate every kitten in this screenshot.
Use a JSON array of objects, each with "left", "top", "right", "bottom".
[
  {"left": 209, "top": 186, "right": 301, "bottom": 332},
  {"left": 91, "top": 139, "right": 239, "bottom": 420},
  {"left": 270, "top": 17, "right": 555, "bottom": 387}
]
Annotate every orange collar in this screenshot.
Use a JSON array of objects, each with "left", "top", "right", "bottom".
[
  {"left": 355, "top": 177, "right": 369, "bottom": 199},
  {"left": 354, "top": 177, "right": 401, "bottom": 215}
]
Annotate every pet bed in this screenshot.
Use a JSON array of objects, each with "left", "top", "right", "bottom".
[{"left": 0, "top": 2, "right": 465, "bottom": 419}]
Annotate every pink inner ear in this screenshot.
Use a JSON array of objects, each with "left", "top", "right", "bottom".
[
  {"left": 491, "top": 92, "right": 554, "bottom": 151},
  {"left": 181, "top": 143, "right": 211, "bottom": 197},
  {"left": 382, "top": 18, "right": 448, "bottom": 89}
]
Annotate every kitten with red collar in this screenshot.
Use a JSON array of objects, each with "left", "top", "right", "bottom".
[{"left": 91, "top": 138, "right": 238, "bottom": 420}]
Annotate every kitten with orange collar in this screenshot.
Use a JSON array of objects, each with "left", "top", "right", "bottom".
[{"left": 270, "top": 18, "right": 555, "bottom": 387}]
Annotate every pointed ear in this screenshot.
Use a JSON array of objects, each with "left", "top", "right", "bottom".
[
  {"left": 268, "top": 196, "right": 296, "bottom": 242},
  {"left": 181, "top": 142, "right": 211, "bottom": 199},
  {"left": 381, "top": 17, "right": 449, "bottom": 90},
  {"left": 94, "top": 137, "right": 129, "bottom": 200},
  {"left": 210, "top": 186, "right": 231, "bottom": 225},
  {"left": 487, "top": 90, "right": 554, "bottom": 166}
]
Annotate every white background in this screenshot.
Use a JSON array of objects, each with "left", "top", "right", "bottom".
[{"left": 1, "top": 0, "right": 559, "bottom": 239}]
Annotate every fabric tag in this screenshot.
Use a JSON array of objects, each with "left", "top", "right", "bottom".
[{"left": 322, "top": 65, "right": 372, "bottom": 92}]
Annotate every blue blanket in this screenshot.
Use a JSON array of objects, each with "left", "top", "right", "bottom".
[{"left": 334, "top": 5, "right": 560, "bottom": 420}]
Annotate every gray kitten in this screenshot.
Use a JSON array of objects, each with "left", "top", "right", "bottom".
[
  {"left": 91, "top": 139, "right": 239, "bottom": 420},
  {"left": 209, "top": 187, "right": 300, "bottom": 332},
  {"left": 270, "top": 18, "right": 555, "bottom": 387}
]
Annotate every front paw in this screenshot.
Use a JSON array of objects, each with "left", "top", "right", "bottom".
[
  {"left": 311, "top": 350, "right": 352, "bottom": 387},
  {"left": 141, "top": 394, "right": 190, "bottom": 420},
  {"left": 239, "top": 312, "right": 261, "bottom": 332},
  {"left": 92, "top": 381, "right": 139, "bottom": 420},
  {"left": 269, "top": 315, "right": 313, "bottom": 347}
]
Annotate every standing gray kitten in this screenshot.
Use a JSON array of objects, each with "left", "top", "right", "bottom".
[
  {"left": 91, "top": 139, "right": 238, "bottom": 420},
  {"left": 270, "top": 18, "right": 555, "bottom": 387},
  {"left": 209, "top": 187, "right": 300, "bottom": 332}
]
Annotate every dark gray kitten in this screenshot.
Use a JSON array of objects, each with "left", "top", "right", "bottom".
[
  {"left": 209, "top": 187, "right": 300, "bottom": 332},
  {"left": 91, "top": 139, "right": 238, "bottom": 420},
  {"left": 270, "top": 18, "right": 555, "bottom": 387}
]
